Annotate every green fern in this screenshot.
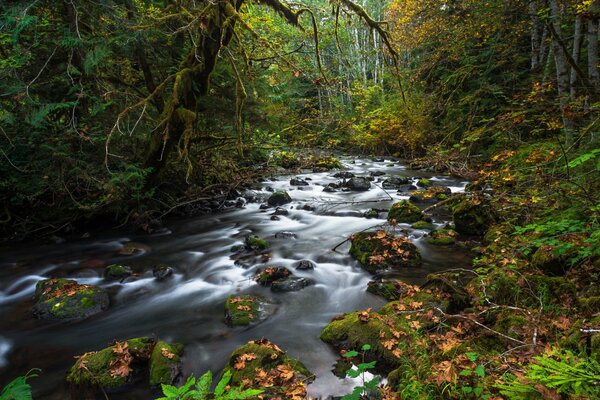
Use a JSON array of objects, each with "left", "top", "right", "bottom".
[
  {"left": 0, "top": 369, "right": 40, "bottom": 400},
  {"left": 157, "top": 370, "right": 263, "bottom": 400}
]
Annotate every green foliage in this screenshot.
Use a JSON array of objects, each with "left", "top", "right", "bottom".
[
  {"left": 0, "top": 369, "right": 39, "bottom": 400},
  {"left": 157, "top": 370, "right": 262, "bottom": 400},
  {"left": 495, "top": 350, "right": 600, "bottom": 399}
]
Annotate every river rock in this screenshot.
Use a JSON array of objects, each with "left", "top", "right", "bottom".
[
  {"left": 290, "top": 178, "right": 309, "bottom": 186},
  {"left": 409, "top": 186, "right": 452, "bottom": 204},
  {"left": 267, "top": 191, "right": 292, "bottom": 206},
  {"left": 33, "top": 278, "right": 109, "bottom": 321},
  {"left": 367, "top": 278, "right": 413, "bottom": 301},
  {"left": 350, "top": 231, "right": 422, "bottom": 273},
  {"left": 255, "top": 267, "right": 291, "bottom": 286},
  {"left": 149, "top": 341, "right": 183, "bottom": 386},
  {"left": 245, "top": 235, "right": 269, "bottom": 251},
  {"left": 345, "top": 177, "right": 371, "bottom": 191},
  {"left": 271, "top": 277, "right": 314, "bottom": 292},
  {"left": 387, "top": 200, "right": 423, "bottom": 223},
  {"left": 270, "top": 215, "right": 281, "bottom": 221},
  {"left": 225, "top": 294, "right": 271, "bottom": 326},
  {"left": 224, "top": 339, "right": 314, "bottom": 398},
  {"left": 273, "top": 207, "right": 289, "bottom": 216},
  {"left": 427, "top": 229, "right": 458, "bottom": 245},
  {"left": 333, "top": 171, "right": 354, "bottom": 179},
  {"left": 104, "top": 264, "right": 133, "bottom": 280},
  {"left": 382, "top": 176, "right": 410, "bottom": 189},
  {"left": 295, "top": 260, "right": 316, "bottom": 270},
  {"left": 153, "top": 264, "right": 173, "bottom": 280},
  {"left": 67, "top": 337, "right": 155, "bottom": 391},
  {"left": 275, "top": 231, "right": 297, "bottom": 240},
  {"left": 370, "top": 170, "right": 386, "bottom": 177},
  {"left": 451, "top": 195, "right": 493, "bottom": 235}
]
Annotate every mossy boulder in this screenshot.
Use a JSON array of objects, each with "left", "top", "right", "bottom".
[
  {"left": 33, "top": 278, "right": 109, "bottom": 321},
  {"left": 427, "top": 229, "right": 458, "bottom": 245},
  {"left": 417, "top": 179, "right": 431, "bottom": 188},
  {"left": 409, "top": 186, "right": 451, "bottom": 204},
  {"left": 387, "top": 200, "right": 423, "bottom": 224},
  {"left": 104, "top": 264, "right": 132, "bottom": 280},
  {"left": 224, "top": 339, "right": 314, "bottom": 398},
  {"left": 382, "top": 176, "right": 410, "bottom": 189},
  {"left": 412, "top": 220, "right": 434, "bottom": 230},
  {"left": 225, "top": 294, "right": 263, "bottom": 326},
  {"left": 245, "top": 235, "right": 269, "bottom": 251},
  {"left": 349, "top": 231, "right": 422, "bottom": 274},
  {"left": 267, "top": 191, "right": 292, "bottom": 207},
  {"left": 346, "top": 177, "right": 371, "bottom": 191},
  {"left": 451, "top": 196, "right": 493, "bottom": 236},
  {"left": 531, "top": 245, "right": 569, "bottom": 276},
  {"left": 321, "top": 290, "right": 448, "bottom": 370},
  {"left": 364, "top": 209, "right": 379, "bottom": 219},
  {"left": 66, "top": 337, "right": 155, "bottom": 390},
  {"left": 149, "top": 341, "right": 184, "bottom": 386}
]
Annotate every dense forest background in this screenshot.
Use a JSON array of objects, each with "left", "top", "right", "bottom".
[{"left": 0, "top": 0, "right": 598, "bottom": 241}]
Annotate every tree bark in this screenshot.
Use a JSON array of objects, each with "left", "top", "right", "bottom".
[
  {"left": 587, "top": 1, "right": 600, "bottom": 93},
  {"left": 570, "top": 14, "right": 583, "bottom": 99}
]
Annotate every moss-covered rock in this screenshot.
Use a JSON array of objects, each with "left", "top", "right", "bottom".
[
  {"left": 149, "top": 341, "right": 183, "bottom": 386},
  {"left": 422, "top": 271, "right": 472, "bottom": 312},
  {"left": 367, "top": 278, "right": 413, "bottom": 301},
  {"left": 153, "top": 264, "right": 173, "bottom": 281},
  {"left": 427, "top": 229, "right": 458, "bottom": 245},
  {"left": 364, "top": 209, "right": 379, "bottom": 219},
  {"left": 267, "top": 191, "right": 292, "bottom": 207},
  {"left": 245, "top": 235, "right": 269, "bottom": 251},
  {"left": 225, "top": 295, "right": 262, "bottom": 326},
  {"left": 104, "top": 264, "right": 132, "bottom": 280},
  {"left": 321, "top": 290, "right": 448, "bottom": 370},
  {"left": 412, "top": 220, "right": 434, "bottom": 230},
  {"left": 349, "top": 231, "right": 422, "bottom": 274},
  {"left": 33, "top": 278, "right": 109, "bottom": 321},
  {"left": 531, "top": 245, "right": 569, "bottom": 276},
  {"left": 67, "top": 337, "right": 154, "bottom": 390},
  {"left": 382, "top": 176, "right": 410, "bottom": 189},
  {"left": 451, "top": 196, "right": 493, "bottom": 236},
  {"left": 409, "top": 186, "right": 452, "bottom": 204},
  {"left": 224, "top": 339, "right": 314, "bottom": 398},
  {"left": 255, "top": 267, "right": 291, "bottom": 286},
  {"left": 387, "top": 200, "right": 423, "bottom": 224},
  {"left": 417, "top": 179, "right": 431, "bottom": 188}
]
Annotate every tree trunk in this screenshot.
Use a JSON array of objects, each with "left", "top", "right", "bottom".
[
  {"left": 587, "top": 2, "right": 600, "bottom": 93},
  {"left": 530, "top": 1, "right": 542, "bottom": 69},
  {"left": 570, "top": 14, "right": 583, "bottom": 99}
]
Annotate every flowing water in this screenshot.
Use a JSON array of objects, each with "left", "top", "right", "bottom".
[{"left": 0, "top": 157, "right": 472, "bottom": 399}]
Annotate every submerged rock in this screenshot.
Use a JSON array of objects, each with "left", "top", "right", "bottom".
[
  {"left": 153, "top": 264, "right": 173, "bottom": 281},
  {"left": 290, "top": 178, "right": 309, "bottom": 186},
  {"left": 273, "top": 207, "right": 289, "bottom": 216},
  {"left": 224, "top": 339, "right": 314, "bottom": 398},
  {"left": 275, "top": 231, "right": 297, "bottom": 240},
  {"left": 387, "top": 200, "right": 423, "bottom": 223},
  {"left": 271, "top": 277, "right": 314, "bottom": 292},
  {"left": 33, "top": 278, "right": 109, "bottom": 321},
  {"left": 104, "top": 264, "right": 132, "bottom": 280},
  {"left": 225, "top": 294, "right": 264, "bottom": 326},
  {"left": 345, "top": 177, "right": 371, "bottom": 191},
  {"left": 349, "top": 231, "right": 421, "bottom": 274},
  {"left": 267, "top": 191, "right": 292, "bottom": 207},
  {"left": 295, "top": 260, "right": 316, "bottom": 270},
  {"left": 382, "top": 176, "right": 410, "bottom": 189}
]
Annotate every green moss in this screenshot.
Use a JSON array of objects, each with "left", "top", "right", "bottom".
[
  {"left": 531, "top": 245, "right": 568, "bottom": 276},
  {"left": 104, "top": 264, "right": 132, "bottom": 279},
  {"left": 412, "top": 220, "right": 434, "bottom": 230},
  {"left": 149, "top": 341, "right": 183, "bottom": 386},
  {"left": 349, "top": 231, "right": 421, "bottom": 273},
  {"left": 223, "top": 340, "right": 313, "bottom": 396},
  {"left": 245, "top": 235, "right": 269, "bottom": 250},
  {"left": 451, "top": 196, "right": 492, "bottom": 236},
  {"left": 225, "top": 295, "right": 260, "bottom": 326},
  {"left": 33, "top": 279, "right": 109, "bottom": 320},
  {"left": 388, "top": 200, "right": 423, "bottom": 223},
  {"left": 427, "top": 229, "right": 457, "bottom": 245},
  {"left": 580, "top": 297, "right": 600, "bottom": 316},
  {"left": 417, "top": 179, "right": 431, "bottom": 187},
  {"left": 364, "top": 209, "right": 379, "bottom": 219},
  {"left": 67, "top": 337, "right": 153, "bottom": 389}
]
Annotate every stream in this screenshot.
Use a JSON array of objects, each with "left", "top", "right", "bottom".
[{"left": 0, "top": 156, "right": 473, "bottom": 399}]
